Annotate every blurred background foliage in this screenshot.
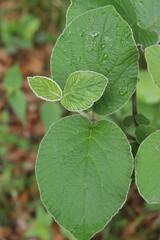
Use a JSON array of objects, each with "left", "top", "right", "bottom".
[{"left": 0, "top": 0, "right": 160, "bottom": 240}]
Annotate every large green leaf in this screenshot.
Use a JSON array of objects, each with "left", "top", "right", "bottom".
[
  {"left": 36, "top": 115, "right": 133, "bottom": 240},
  {"left": 28, "top": 76, "right": 62, "bottom": 101},
  {"left": 145, "top": 45, "right": 160, "bottom": 89},
  {"left": 136, "top": 130, "right": 160, "bottom": 204},
  {"left": 51, "top": 6, "right": 138, "bottom": 115},
  {"left": 66, "top": 0, "right": 158, "bottom": 48},
  {"left": 61, "top": 71, "right": 108, "bottom": 111},
  {"left": 132, "top": 0, "right": 160, "bottom": 36}
]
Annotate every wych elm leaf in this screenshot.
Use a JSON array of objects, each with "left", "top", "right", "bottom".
[
  {"left": 36, "top": 115, "right": 133, "bottom": 240},
  {"left": 51, "top": 6, "right": 138, "bottom": 115}
]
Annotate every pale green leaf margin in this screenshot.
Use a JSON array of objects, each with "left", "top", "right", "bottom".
[
  {"left": 35, "top": 115, "right": 134, "bottom": 240},
  {"left": 28, "top": 76, "right": 62, "bottom": 102}
]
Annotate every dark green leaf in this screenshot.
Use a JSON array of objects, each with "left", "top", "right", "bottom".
[
  {"left": 66, "top": 0, "right": 158, "bottom": 48},
  {"left": 36, "top": 115, "right": 133, "bottom": 240},
  {"left": 135, "top": 114, "right": 150, "bottom": 126},
  {"left": 51, "top": 6, "right": 138, "bottom": 115},
  {"left": 123, "top": 116, "right": 133, "bottom": 127},
  {"left": 135, "top": 125, "right": 157, "bottom": 143}
]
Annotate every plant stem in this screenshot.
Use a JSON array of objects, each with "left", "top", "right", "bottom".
[
  {"left": 125, "top": 132, "right": 137, "bottom": 142},
  {"left": 132, "top": 91, "right": 139, "bottom": 127},
  {"left": 77, "top": 111, "right": 98, "bottom": 122}
]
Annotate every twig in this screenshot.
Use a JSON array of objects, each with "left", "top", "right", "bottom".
[
  {"left": 132, "top": 91, "right": 139, "bottom": 127},
  {"left": 125, "top": 132, "right": 137, "bottom": 142},
  {"left": 77, "top": 111, "right": 98, "bottom": 122}
]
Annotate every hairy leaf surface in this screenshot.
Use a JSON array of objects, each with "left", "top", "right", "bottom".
[
  {"left": 136, "top": 130, "right": 160, "bottom": 203},
  {"left": 36, "top": 115, "right": 133, "bottom": 240},
  {"left": 61, "top": 71, "right": 108, "bottom": 111},
  {"left": 51, "top": 6, "right": 138, "bottom": 114}
]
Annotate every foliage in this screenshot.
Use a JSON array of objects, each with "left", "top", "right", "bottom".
[
  {"left": 40, "top": 102, "right": 65, "bottom": 131},
  {"left": 27, "top": 1, "right": 160, "bottom": 240},
  {"left": 145, "top": 45, "right": 160, "bottom": 88},
  {"left": 3, "top": 64, "right": 27, "bottom": 123},
  {"left": 25, "top": 205, "right": 53, "bottom": 240},
  {"left": 136, "top": 130, "right": 160, "bottom": 203},
  {"left": 0, "top": 14, "right": 41, "bottom": 53}
]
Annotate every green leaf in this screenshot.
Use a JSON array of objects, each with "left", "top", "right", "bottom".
[
  {"left": 40, "top": 102, "right": 64, "bottom": 131},
  {"left": 51, "top": 6, "right": 138, "bottom": 115},
  {"left": 130, "top": 142, "right": 139, "bottom": 159},
  {"left": 3, "top": 63, "right": 23, "bottom": 90},
  {"left": 8, "top": 90, "right": 27, "bottom": 123},
  {"left": 135, "top": 114, "right": 150, "bottom": 126},
  {"left": 36, "top": 115, "right": 133, "bottom": 240},
  {"left": 145, "top": 45, "right": 160, "bottom": 89},
  {"left": 136, "top": 130, "right": 160, "bottom": 204},
  {"left": 61, "top": 71, "right": 108, "bottom": 111},
  {"left": 60, "top": 227, "right": 76, "bottom": 240},
  {"left": 131, "top": 24, "right": 158, "bottom": 49},
  {"left": 26, "top": 205, "right": 53, "bottom": 240},
  {"left": 135, "top": 125, "right": 157, "bottom": 143},
  {"left": 123, "top": 116, "right": 133, "bottom": 127},
  {"left": 20, "top": 14, "right": 41, "bottom": 43},
  {"left": 28, "top": 76, "right": 62, "bottom": 102},
  {"left": 66, "top": 0, "right": 158, "bottom": 48},
  {"left": 132, "top": 0, "right": 160, "bottom": 36},
  {"left": 137, "top": 71, "right": 160, "bottom": 104}
]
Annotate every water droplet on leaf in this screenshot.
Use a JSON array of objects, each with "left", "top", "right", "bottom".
[{"left": 103, "top": 53, "right": 109, "bottom": 63}]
